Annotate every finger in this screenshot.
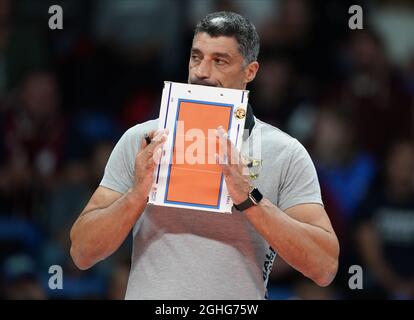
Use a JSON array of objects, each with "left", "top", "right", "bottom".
[
  {"left": 216, "top": 125, "right": 227, "bottom": 151},
  {"left": 150, "top": 128, "right": 169, "bottom": 139},
  {"left": 156, "top": 127, "right": 169, "bottom": 137},
  {"left": 216, "top": 132, "right": 228, "bottom": 164},
  {"left": 216, "top": 126, "right": 241, "bottom": 166},
  {"left": 215, "top": 153, "right": 230, "bottom": 175},
  {"left": 145, "top": 129, "right": 169, "bottom": 156},
  {"left": 241, "top": 165, "right": 251, "bottom": 177},
  {"left": 144, "top": 128, "right": 169, "bottom": 145},
  {"left": 228, "top": 139, "right": 241, "bottom": 167},
  {"left": 147, "top": 147, "right": 163, "bottom": 168},
  {"left": 140, "top": 129, "right": 159, "bottom": 150},
  {"left": 150, "top": 139, "right": 166, "bottom": 164},
  {"left": 147, "top": 129, "right": 158, "bottom": 139},
  {"left": 140, "top": 136, "right": 147, "bottom": 150}
]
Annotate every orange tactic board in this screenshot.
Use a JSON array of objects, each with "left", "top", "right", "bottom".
[{"left": 165, "top": 100, "right": 232, "bottom": 208}]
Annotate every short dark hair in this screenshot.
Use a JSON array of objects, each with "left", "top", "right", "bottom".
[{"left": 194, "top": 11, "right": 260, "bottom": 64}]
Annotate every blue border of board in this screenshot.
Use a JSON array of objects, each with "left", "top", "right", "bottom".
[{"left": 164, "top": 98, "right": 234, "bottom": 209}]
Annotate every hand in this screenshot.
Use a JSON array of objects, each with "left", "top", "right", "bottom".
[
  {"left": 131, "top": 128, "right": 169, "bottom": 200},
  {"left": 215, "top": 126, "right": 252, "bottom": 204}
]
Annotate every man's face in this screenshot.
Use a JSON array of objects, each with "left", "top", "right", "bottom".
[{"left": 188, "top": 32, "right": 258, "bottom": 90}]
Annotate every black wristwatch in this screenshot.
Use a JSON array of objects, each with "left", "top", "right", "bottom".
[{"left": 233, "top": 188, "right": 263, "bottom": 212}]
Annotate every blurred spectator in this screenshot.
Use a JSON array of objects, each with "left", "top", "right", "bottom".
[
  {"left": 107, "top": 260, "right": 130, "bottom": 300},
  {"left": 0, "top": 70, "right": 66, "bottom": 217},
  {"left": 0, "top": 0, "right": 48, "bottom": 97},
  {"left": 261, "top": 0, "right": 313, "bottom": 48},
  {"left": 37, "top": 139, "right": 119, "bottom": 300},
  {"left": 310, "top": 107, "right": 377, "bottom": 299},
  {"left": 0, "top": 217, "right": 42, "bottom": 265},
  {"left": 65, "top": 110, "right": 121, "bottom": 161},
  {"left": 353, "top": 140, "right": 414, "bottom": 299},
  {"left": 259, "top": 0, "right": 336, "bottom": 93},
  {"left": 121, "top": 90, "right": 158, "bottom": 129},
  {"left": 252, "top": 53, "right": 300, "bottom": 129},
  {"left": 312, "top": 108, "right": 376, "bottom": 224},
  {"left": 370, "top": 1, "right": 414, "bottom": 67},
  {"left": 92, "top": 0, "right": 182, "bottom": 80},
  {"left": 40, "top": 140, "right": 113, "bottom": 232},
  {"left": 331, "top": 29, "right": 413, "bottom": 156},
  {"left": 402, "top": 51, "right": 414, "bottom": 95},
  {"left": 1, "top": 254, "right": 45, "bottom": 299}
]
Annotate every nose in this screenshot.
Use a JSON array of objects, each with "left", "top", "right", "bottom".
[{"left": 194, "top": 59, "right": 211, "bottom": 79}]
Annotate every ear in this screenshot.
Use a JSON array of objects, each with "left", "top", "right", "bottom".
[{"left": 244, "top": 61, "right": 259, "bottom": 84}]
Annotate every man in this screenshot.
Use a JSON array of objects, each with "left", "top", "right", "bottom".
[{"left": 70, "top": 11, "right": 339, "bottom": 300}]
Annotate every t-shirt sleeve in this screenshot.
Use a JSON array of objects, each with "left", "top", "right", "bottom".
[
  {"left": 277, "top": 139, "right": 323, "bottom": 211},
  {"left": 99, "top": 128, "right": 139, "bottom": 194}
]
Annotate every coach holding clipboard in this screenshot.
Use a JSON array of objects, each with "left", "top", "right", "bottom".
[{"left": 70, "top": 11, "right": 339, "bottom": 300}]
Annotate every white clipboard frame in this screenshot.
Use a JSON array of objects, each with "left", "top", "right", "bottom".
[{"left": 148, "top": 81, "right": 249, "bottom": 213}]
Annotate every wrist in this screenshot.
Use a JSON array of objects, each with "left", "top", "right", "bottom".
[
  {"left": 233, "top": 184, "right": 253, "bottom": 204},
  {"left": 233, "top": 188, "right": 263, "bottom": 212},
  {"left": 126, "top": 187, "right": 149, "bottom": 208}
]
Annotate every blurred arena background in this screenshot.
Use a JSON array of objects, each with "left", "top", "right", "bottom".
[{"left": 0, "top": 0, "right": 413, "bottom": 299}]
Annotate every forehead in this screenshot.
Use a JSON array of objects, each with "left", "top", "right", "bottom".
[{"left": 192, "top": 32, "right": 241, "bottom": 57}]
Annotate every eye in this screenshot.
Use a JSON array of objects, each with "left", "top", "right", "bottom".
[
  {"left": 214, "top": 58, "right": 227, "bottom": 66},
  {"left": 191, "top": 55, "right": 201, "bottom": 62}
]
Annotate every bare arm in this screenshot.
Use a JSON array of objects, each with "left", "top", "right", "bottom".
[
  {"left": 244, "top": 201, "right": 339, "bottom": 287},
  {"left": 69, "top": 187, "right": 146, "bottom": 270},
  {"left": 70, "top": 128, "right": 168, "bottom": 270}
]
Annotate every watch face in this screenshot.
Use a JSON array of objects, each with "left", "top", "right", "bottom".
[{"left": 250, "top": 188, "right": 263, "bottom": 203}]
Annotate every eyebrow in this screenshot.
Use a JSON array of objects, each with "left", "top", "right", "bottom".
[{"left": 191, "top": 47, "right": 232, "bottom": 60}]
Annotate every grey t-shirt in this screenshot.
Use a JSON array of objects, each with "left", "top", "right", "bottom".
[{"left": 100, "top": 117, "right": 323, "bottom": 300}]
